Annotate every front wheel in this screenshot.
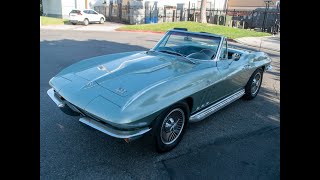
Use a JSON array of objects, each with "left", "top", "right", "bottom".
[
  {"left": 83, "top": 19, "right": 89, "bottom": 26},
  {"left": 100, "top": 18, "right": 104, "bottom": 24},
  {"left": 152, "top": 101, "right": 189, "bottom": 153},
  {"left": 243, "top": 68, "right": 263, "bottom": 100}
]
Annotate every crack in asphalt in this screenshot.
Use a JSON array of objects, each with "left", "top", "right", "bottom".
[
  {"left": 161, "top": 161, "right": 174, "bottom": 180},
  {"left": 157, "top": 126, "right": 280, "bottom": 179},
  {"left": 156, "top": 125, "right": 279, "bottom": 165},
  {"left": 155, "top": 148, "right": 194, "bottom": 165}
]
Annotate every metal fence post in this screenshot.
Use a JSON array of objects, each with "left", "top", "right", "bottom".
[
  {"left": 157, "top": 7, "right": 159, "bottom": 23},
  {"left": 193, "top": 6, "right": 196, "bottom": 22},
  {"left": 224, "top": 9, "right": 227, "bottom": 26},
  {"left": 272, "top": 11, "right": 278, "bottom": 34},
  {"left": 164, "top": 6, "right": 166, "bottom": 22},
  {"left": 144, "top": 2, "right": 147, "bottom": 23},
  {"left": 217, "top": 9, "right": 219, "bottom": 25},
  {"left": 262, "top": 2, "right": 270, "bottom": 32},
  {"left": 251, "top": 10, "right": 255, "bottom": 30},
  {"left": 232, "top": 9, "right": 235, "bottom": 27},
  {"left": 174, "top": 9, "right": 178, "bottom": 22},
  {"left": 188, "top": 1, "right": 190, "bottom": 21},
  {"left": 150, "top": 5, "right": 152, "bottom": 23}
]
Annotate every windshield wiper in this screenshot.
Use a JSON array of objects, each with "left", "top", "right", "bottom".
[
  {"left": 158, "top": 50, "right": 184, "bottom": 57},
  {"left": 179, "top": 56, "right": 196, "bottom": 64},
  {"left": 157, "top": 50, "right": 196, "bottom": 64}
]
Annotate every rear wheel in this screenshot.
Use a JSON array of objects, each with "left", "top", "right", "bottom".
[
  {"left": 83, "top": 19, "right": 89, "bottom": 26},
  {"left": 152, "top": 101, "right": 189, "bottom": 153},
  {"left": 243, "top": 68, "right": 263, "bottom": 100}
]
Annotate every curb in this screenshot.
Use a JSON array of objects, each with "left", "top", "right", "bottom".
[
  {"left": 233, "top": 39, "right": 280, "bottom": 52},
  {"left": 227, "top": 38, "right": 237, "bottom": 43},
  {"left": 115, "top": 30, "right": 255, "bottom": 47},
  {"left": 115, "top": 29, "right": 165, "bottom": 34}
]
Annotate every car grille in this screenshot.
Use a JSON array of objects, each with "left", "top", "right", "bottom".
[
  {"left": 53, "top": 89, "right": 65, "bottom": 100},
  {"left": 52, "top": 90, "right": 134, "bottom": 131}
]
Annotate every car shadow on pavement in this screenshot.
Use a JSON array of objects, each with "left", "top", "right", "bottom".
[
  {"left": 40, "top": 39, "right": 280, "bottom": 179},
  {"left": 266, "top": 59, "right": 280, "bottom": 81}
]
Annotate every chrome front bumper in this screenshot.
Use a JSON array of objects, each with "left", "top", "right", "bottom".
[
  {"left": 47, "top": 88, "right": 151, "bottom": 139},
  {"left": 47, "top": 88, "right": 65, "bottom": 107},
  {"left": 79, "top": 117, "right": 151, "bottom": 139},
  {"left": 265, "top": 64, "right": 273, "bottom": 72}
]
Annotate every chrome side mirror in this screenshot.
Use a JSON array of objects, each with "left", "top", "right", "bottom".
[{"left": 232, "top": 53, "right": 241, "bottom": 61}]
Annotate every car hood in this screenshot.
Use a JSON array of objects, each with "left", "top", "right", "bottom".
[{"left": 52, "top": 51, "right": 195, "bottom": 108}]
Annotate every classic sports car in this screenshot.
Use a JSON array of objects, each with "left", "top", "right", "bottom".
[{"left": 47, "top": 28, "right": 272, "bottom": 152}]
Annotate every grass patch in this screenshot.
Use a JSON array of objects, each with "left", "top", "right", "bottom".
[
  {"left": 117, "top": 21, "right": 270, "bottom": 39},
  {"left": 40, "top": 16, "right": 68, "bottom": 25}
]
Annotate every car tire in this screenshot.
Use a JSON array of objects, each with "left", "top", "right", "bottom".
[
  {"left": 83, "top": 19, "right": 89, "bottom": 26},
  {"left": 152, "top": 101, "right": 189, "bottom": 153},
  {"left": 100, "top": 18, "right": 104, "bottom": 24},
  {"left": 243, "top": 68, "right": 263, "bottom": 100}
]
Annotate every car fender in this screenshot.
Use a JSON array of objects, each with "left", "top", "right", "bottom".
[{"left": 121, "top": 67, "right": 216, "bottom": 121}]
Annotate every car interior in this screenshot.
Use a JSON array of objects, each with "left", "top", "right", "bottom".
[{"left": 157, "top": 45, "right": 242, "bottom": 61}]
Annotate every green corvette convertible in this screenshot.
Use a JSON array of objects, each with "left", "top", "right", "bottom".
[{"left": 47, "top": 29, "right": 272, "bottom": 152}]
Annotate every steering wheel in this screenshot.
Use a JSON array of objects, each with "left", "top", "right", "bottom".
[
  {"left": 200, "top": 49, "right": 217, "bottom": 59},
  {"left": 186, "top": 52, "right": 211, "bottom": 60}
]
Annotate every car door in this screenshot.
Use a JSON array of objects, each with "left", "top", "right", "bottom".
[
  {"left": 191, "top": 63, "right": 224, "bottom": 112},
  {"left": 216, "top": 38, "right": 245, "bottom": 97},
  {"left": 82, "top": 10, "right": 90, "bottom": 21},
  {"left": 89, "top": 10, "right": 100, "bottom": 21},
  {"left": 191, "top": 39, "right": 238, "bottom": 112}
]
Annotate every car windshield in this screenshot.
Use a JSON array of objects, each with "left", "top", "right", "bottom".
[{"left": 153, "top": 31, "right": 222, "bottom": 60}]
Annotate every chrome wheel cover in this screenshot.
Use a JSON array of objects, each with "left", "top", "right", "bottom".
[
  {"left": 251, "top": 72, "right": 261, "bottom": 95},
  {"left": 160, "top": 108, "right": 185, "bottom": 145},
  {"left": 84, "top": 19, "right": 88, "bottom": 25}
]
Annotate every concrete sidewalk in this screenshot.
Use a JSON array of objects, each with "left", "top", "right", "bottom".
[
  {"left": 40, "top": 22, "right": 124, "bottom": 32},
  {"left": 234, "top": 34, "right": 280, "bottom": 52}
]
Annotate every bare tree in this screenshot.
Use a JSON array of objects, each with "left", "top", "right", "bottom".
[{"left": 200, "top": 0, "right": 207, "bottom": 23}]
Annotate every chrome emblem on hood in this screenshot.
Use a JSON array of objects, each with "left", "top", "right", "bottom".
[
  {"left": 82, "top": 81, "right": 97, "bottom": 89},
  {"left": 97, "top": 65, "right": 109, "bottom": 72},
  {"left": 115, "top": 87, "right": 127, "bottom": 94}
]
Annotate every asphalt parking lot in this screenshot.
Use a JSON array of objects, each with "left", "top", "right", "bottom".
[{"left": 40, "top": 30, "right": 280, "bottom": 179}]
